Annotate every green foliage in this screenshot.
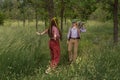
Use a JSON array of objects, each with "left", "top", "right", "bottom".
[
  {"left": 0, "top": 0, "right": 117, "bottom": 22},
  {"left": 97, "top": 0, "right": 114, "bottom": 20},
  {"left": 78, "top": 0, "right": 97, "bottom": 20},
  {"left": 0, "top": 12, "right": 5, "bottom": 25},
  {"left": 89, "top": 7, "right": 110, "bottom": 22}
]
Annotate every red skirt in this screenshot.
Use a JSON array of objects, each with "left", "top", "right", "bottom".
[{"left": 49, "top": 39, "right": 60, "bottom": 68}]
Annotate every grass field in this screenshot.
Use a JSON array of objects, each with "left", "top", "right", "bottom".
[{"left": 0, "top": 20, "right": 120, "bottom": 80}]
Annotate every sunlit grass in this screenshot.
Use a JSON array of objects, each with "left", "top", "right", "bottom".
[{"left": 0, "top": 20, "right": 120, "bottom": 80}]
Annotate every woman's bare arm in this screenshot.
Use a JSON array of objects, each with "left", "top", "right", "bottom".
[{"left": 36, "top": 29, "right": 48, "bottom": 35}]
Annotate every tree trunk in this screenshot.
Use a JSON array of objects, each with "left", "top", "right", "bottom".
[
  {"left": 44, "top": 18, "right": 47, "bottom": 29},
  {"left": 47, "top": 0, "right": 54, "bottom": 19},
  {"left": 23, "top": 19, "right": 25, "bottom": 27},
  {"left": 23, "top": 11, "right": 26, "bottom": 27},
  {"left": 60, "top": 0, "right": 65, "bottom": 31},
  {"left": 65, "top": 17, "right": 67, "bottom": 25},
  {"left": 17, "top": 20, "right": 20, "bottom": 27},
  {"left": 28, "top": 20, "right": 30, "bottom": 27},
  {"left": 35, "top": 10, "right": 38, "bottom": 31},
  {"left": 113, "top": 0, "right": 118, "bottom": 44}
]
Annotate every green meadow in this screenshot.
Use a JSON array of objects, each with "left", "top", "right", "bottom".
[{"left": 0, "top": 20, "right": 120, "bottom": 80}]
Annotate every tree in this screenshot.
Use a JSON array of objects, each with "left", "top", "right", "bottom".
[
  {"left": 18, "top": 0, "right": 28, "bottom": 27},
  {"left": 27, "top": 0, "right": 47, "bottom": 30},
  {"left": 45, "top": 0, "right": 54, "bottom": 20},
  {"left": 0, "top": 12, "right": 5, "bottom": 25},
  {"left": 113, "top": 0, "right": 118, "bottom": 43},
  {"left": 2, "top": 0, "right": 13, "bottom": 19},
  {"left": 98, "top": 0, "right": 119, "bottom": 43},
  {"left": 60, "top": 0, "right": 65, "bottom": 31},
  {"left": 89, "top": 3, "right": 110, "bottom": 22}
]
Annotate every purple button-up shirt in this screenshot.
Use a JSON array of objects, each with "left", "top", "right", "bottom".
[{"left": 67, "top": 27, "right": 79, "bottom": 39}]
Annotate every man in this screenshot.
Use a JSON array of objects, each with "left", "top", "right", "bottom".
[{"left": 67, "top": 20, "right": 80, "bottom": 64}]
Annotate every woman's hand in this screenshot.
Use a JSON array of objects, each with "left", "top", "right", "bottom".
[
  {"left": 36, "top": 32, "right": 41, "bottom": 35},
  {"left": 53, "top": 34, "right": 57, "bottom": 40}
]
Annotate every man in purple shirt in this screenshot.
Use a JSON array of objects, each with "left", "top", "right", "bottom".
[{"left": 67, "top": 21, "right": 80, "bottom": 64}]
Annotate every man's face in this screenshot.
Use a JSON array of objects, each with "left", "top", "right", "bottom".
[{"left": 72, "top": 22, "right": 77, "bottom": 27}]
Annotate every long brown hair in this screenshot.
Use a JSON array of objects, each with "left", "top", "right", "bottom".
[{"left": 48, "top": 18, "right": 62, "bottom": 40}]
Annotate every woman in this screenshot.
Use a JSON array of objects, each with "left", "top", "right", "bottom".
[
  {"left": 36, "top": 17, "right": 62, "bottom": 74},
  {"left": 67, "top": 20, "right": 80, "bottom": 64}
]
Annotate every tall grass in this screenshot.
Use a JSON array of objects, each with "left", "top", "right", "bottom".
[{"left": 0, "top": 20, "right": 120, "bottom": 80}]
